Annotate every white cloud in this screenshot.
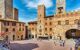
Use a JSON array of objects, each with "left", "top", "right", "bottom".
[
  {"left": 19, "top": 17, "right": 37, "bottom": 23},
  {"left": 74, "top": 7, "right": 80, "bottom": 12},
  {"left": 22, "top": 0, "right": 53, "bottom": 9}
]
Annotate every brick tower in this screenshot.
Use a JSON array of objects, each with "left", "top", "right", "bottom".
[
  {"left": 0, "top": 0, "right": 13, "bottom": 19},
  {"left": 37, "top": 5, "right": 46, "bottom": 38}
]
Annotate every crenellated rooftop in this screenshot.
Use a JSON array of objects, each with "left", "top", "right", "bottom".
[
  {"left": 28, "top": 21, "right": 37, "bottom": 24},
  {"left": 44, "top": 10, "right": 80, "bottom": 18}
]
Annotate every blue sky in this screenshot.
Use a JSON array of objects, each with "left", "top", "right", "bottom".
[{"left": 13, "top": 0, "right": 80, "bottom": 23}]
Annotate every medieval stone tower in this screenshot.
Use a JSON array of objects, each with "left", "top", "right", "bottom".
[
  {"left": 0, "top": 0, "right": 13, "bottom": 19},
  {"left": 56, "top": 0, "right": 66, "bottom": 14},
  {"left": 37, "top": 5, "right": 46, "bottom": 37}
]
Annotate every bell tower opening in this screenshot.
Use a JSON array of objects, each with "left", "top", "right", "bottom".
[
  {"left": 58, "top": 7, "right": 63, "bottom": 14},
  {"left": 56, "top": 0, "right": 66, "bottom": 14}
]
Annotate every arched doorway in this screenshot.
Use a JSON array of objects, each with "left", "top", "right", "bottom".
[
  {"left": 21, "top": 35, "right": 23, "bottom": 40},
  {"left": 65, "top": 29, "right": 80, "bottom": 50},
  {"left": 65, "top": 29, "right": 80, "bottom": 39},
  {"left": 49, "top": 34, "right": 52, "bottom": 39}
]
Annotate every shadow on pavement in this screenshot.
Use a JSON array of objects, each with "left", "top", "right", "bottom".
[{"left": 10, "top": 43, "right": 39, "bottom": 50}]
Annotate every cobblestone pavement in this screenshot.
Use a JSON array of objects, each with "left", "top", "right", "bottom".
[{"left": 10, "top": 39, "right": 75, "bottom": 50}]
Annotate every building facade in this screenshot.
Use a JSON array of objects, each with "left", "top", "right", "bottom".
[
  {"left": 0, "top": 0, "right": 26, "bottom": 41},
  {"left": 28, "top": 0, "right": 80, "bottom": 40},
  {"left": 0, "top": 19, "right": 25, "bottom": 41},
  {"left": 28, "top": 21, "right": 37, "bottom": 39}
]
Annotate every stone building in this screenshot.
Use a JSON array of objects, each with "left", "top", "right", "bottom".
[
  {"left": 0, "top": 0, "right": 25, "bottom": 41},
  {"left": 28, "top": 21, "right": 37, "bottom": 39},
  {"left": 0, "top": 19, "right": 25, "bottom": 41},
  {"left": 28, "top": 0, "right": 80, "bottom": 40}
]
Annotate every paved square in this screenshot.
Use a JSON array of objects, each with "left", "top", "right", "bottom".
[{"left": 10, "top": 39, "right": 75, "bottom": 50}]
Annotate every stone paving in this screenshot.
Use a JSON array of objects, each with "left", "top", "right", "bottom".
[{"left": 10, "top": 39, "right": 75, "bottom": 50}]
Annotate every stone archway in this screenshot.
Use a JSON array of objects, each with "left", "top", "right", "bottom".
[
  {"left": 65, "top": 29, "right": 80, "bottom": 39},
  {"left": 65, "top": 29, "right": 80, "bottom": 50}
]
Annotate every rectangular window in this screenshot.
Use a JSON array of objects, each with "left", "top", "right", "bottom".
[
  {"left": 12, "top": 22, "right": 16, "bottom": 26},
  {"left": 74, "top": 19, "right": 78, "bottom": 24},
  {"left": 39, "top": 29, "right": 42, "bottom": 32},
  {"left": 4, "top": 22, "right": 9, "bottom": 26},
  {"left": 45, "top": 23, "right": 47, "bottom": 25},
  {"left": 18, "top": 36, "right": 19, "bottom": 38},
  {"left": 5, "top": 28, "right": 8, "bottom": 32},
  {"left": 58, "top": 21, "right": 61, "bottom": 25},
  {"left": 50, "top": 28, "right": 52, "bottom": 31},
  {"left": 13, "top": 28, "right": 15, "bottom": 31},
  {"left": 50, "top": 22, "right": 52, "bottom": 25},
  {"left": 19, "top": 24, "right": 21, "bottom": 26},
  {"left": 4, "top": 22, "right": 6, "bottom": 26},
  {"left": 45, "top": 33, "right": 48, "bottom": 35},
  {"left": 65, "top": 20, "right": 69, "bottom": 25},
  {"left": 7, "top": 22, "right": 9, "bottom": 26},
  {"left": 19, "top": 28, "right": 21, "bottom": 31},
  {"left": 32, "top": 28, "right": 34, "bottom": 30},
  {"left": 45, "top": 28, "right": 47, "bottom": 31}
]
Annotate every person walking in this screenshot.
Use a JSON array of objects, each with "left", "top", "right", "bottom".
[{"left": 63, "top": 40, "right": 65, "bottom": 47}]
